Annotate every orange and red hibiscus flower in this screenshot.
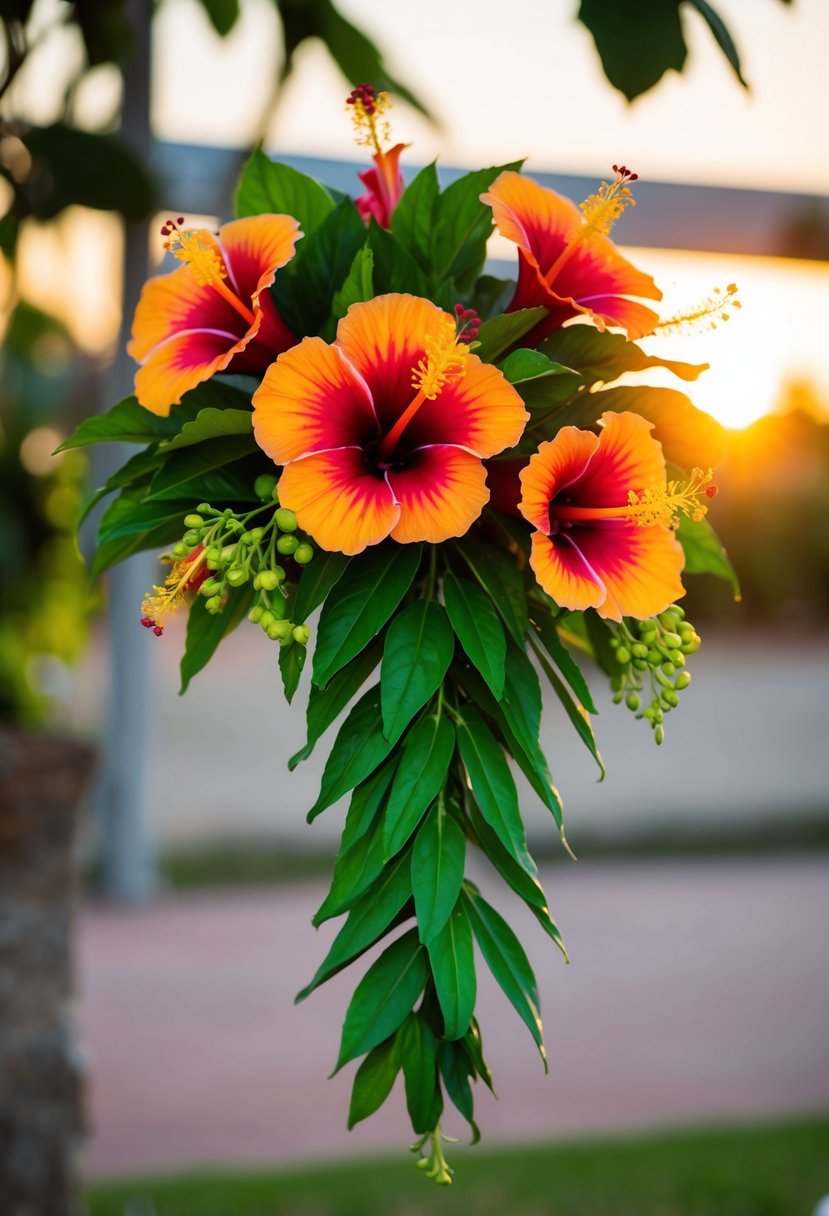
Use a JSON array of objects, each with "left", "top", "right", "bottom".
[
  {"left": 481, "top": 171, "right": 662, "bottom": 344},
  {"left": 356, "top": 142, "right": 407, "bottom": 228},
  {"left": 519, "top": 411, "right": 687, "bottom": 621},
  {"left": 251, "top": 294, "right": 529, "bottom": 555},
  {"left": 128, "top": 215, "right": 301, "bottom": 416}
]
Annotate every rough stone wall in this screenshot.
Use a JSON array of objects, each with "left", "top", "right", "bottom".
[{"left": 0, "top": 732, "right": 95, "bottom": 1216}]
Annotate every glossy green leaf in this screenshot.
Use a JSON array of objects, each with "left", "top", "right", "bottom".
[
  {"left": 58, "top": 395, "right": 198, "bottom": 450},
  {"left": 400, "top": 1014, "right": 442, "bottom": 1135},
  {"left": 278, "top": 641, "right": 306, "bottom": 704},
  {"left": 158, "top": 408, "right": 252, "bottom": 452},
  {"left": 307, "top": 685, "right": 397, "bottom": 821},
  {"left": 411, "top": 803, "right": 466, "bottom": 946},
  {"left": 313, "top": 759, "right": 398, "bottom": 925},
  {"left": 499, "top": 348, "right": 576, "bottom": 388},
  {"left": 196, "top": 0, "right": 240, "bottom": 36},
  {"left": 384, "top": 715, "right": 455, "bottom": 860},
  {"left": 463, "top": 887, "right": 546, "bottom": 1068},
  {"left": 463, "top": 1017, "right": 496, "bottom": 1095},
  {"left": 179, "top": 587, "right": 253, "bottom": 694},
  {"left": 333, "top": 929, "right": 428, "bottom": 1073},
  {"left": 296, "top": 852, "right": 412, "bottom": 1001},
  {"left": 313, "top": 544, "right": 421, "bottom": 688},
  {"left": 501, "top": 643, "right": 542, "bottom": 757},
  {"left": 76, "top": 446, "right": 164, "bottom": 529},
  {"left": 380, "top": 601, "right": 454, "bottom": 741},
  {"left": 290, "top": 638, "right": 383, "bottom": 769},
  {"left": 145, "top": 435, "right": 258, "bottom": 500},
  {"left": 390, "top": 162, "right": 440, "bottom": 274},
  {"left": 91, "top": 517, "right": 187, "bottom": 578},
  {"left": 533, "top": 643, "right": 605, "bottom": 778},
  {"left": 348, "top": 1035, "right": 401, "bottom": 1129},
  {"left": 442, "top": 571, "right": 506, "bottom": 699},
  {"left": 456, "top": 707, "right": 533, "bottom": 875},
  {"left": 530, "top": 609, "right": 598, "bottom": 714},
  {"left": 431, "top": 162, "right": 522, "bottom": 291},
  {"left": 577, "top": 0, "right": 686, "bottom": 101},
  {"left": 676, "top": 512, "right": 740, "bottom": 596},
  {"left": 453, "top": 540, "right": 528, "bottom": 645},
  {"left": 22, "top": 123, "right": 155, "bottom": 221},
  {"left": 292, "top": 550, "right": 350, "bottom": 624},
  {"left": 686, "top": 0, "right": 748, "bottom": 87},
  {"left": 274, "top": 197, "right": 367, "bottom": 336},
  {"left": 439, "top": 1041, "right": 477, "bottom": 1134},
  {"left": 428, "top": 902, "right": 476, "bottom": 1041},
  {"left": 474, "top": 307, "right": 547, "bottom": 364},
  {"left": 329, "top": 244, "right": 374, "bottom": 330},
  {"left": 539, "top": 324, "right": 708, "bottom": 385},
  {"left": 366, "top": 219, "right": 429, "bottom": 296},
  {"left": 235, "top": 148, "right": 334, "bottom": 233}
]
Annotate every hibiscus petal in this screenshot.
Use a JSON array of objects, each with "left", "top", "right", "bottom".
[
  {"left": 519, "top": 428, "right": 599, "bottom": 533},
  {"left": 252, "top": 337, "right": 378, "bottom": 464},
  {"left": 335, "top": 294, "right": 447, "bottom": 434},
  {"left": 404, "top": 355, "right": 528, "bottom": 457},
  {"left": 134, "top": 328, "right": 245, "bottom": 416},
  {"left": 529, "top": 530, "right": 605, "bottom": 612},
  {"left": 570, "top": 521, "right": 686, "bottom": 622},
  {"left": 387, "top": 445, "right": 490, "bottom": 544},
  {"left": 128, "top": 263, "right": 243, "bottom": 365},
  {"left": 218, "top": 214, "right": 301, "bottom": 306},
  {"left": 483, "top": 171, "right": 579, "bottom": 265},
  {"left": 277, "top": 448, "right": 399, "bottom": 555},
  {"left": 572, "top": 411, "right": 667, "bottom": 507}
]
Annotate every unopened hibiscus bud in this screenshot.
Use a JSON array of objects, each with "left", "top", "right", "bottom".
[
  {"left": 267, "top": 619, "right": 292, "bottom": 641},
  {"left": 183, "top": 529, "right": 201, "bottom": 547},
  {"left": 275, "top": 507, "right": 298, "bottom": 533},
  {"left": 294, "top": 543, "right": 314, "bottom": 565},
  {"left": 292, "top": 625, "right": 311, "bottom": 645},
  {"left": 254, "top": 473, "right": 278, "bottom": 501},
  {"left": 226, "top": 566, "right": 249, "bottom": 586},
  {"left": 276, "top": 534, "right": 299, "bottom": 556},
  {"left": 184, "top": 513, "right": 204, "bottom": 528}
]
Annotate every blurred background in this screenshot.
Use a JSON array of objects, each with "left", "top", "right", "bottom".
[{"left": 1, "top": 1, "right": 828, "bottom": 1213}]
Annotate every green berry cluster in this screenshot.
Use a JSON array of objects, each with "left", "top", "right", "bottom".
[
  {"left": 608, "top": 605, "right": 700, "bottom": 744},
  {"left": 172, "top": 474, "right": 315, "bottom": 648}
]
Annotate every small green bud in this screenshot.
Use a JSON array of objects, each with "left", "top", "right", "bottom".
[
  {"left": 258, "top": 570, "right": 281, "bottom": 591},
  {"left": 275, "top": 507, "right": 298, "bottom": 532},
  {"left": 221, "top": 545, "right": 236, "bottom": 563},
  {"left": 252, "top": 573, "right": 262, "bottom": 590},
  {"left": 276, "top": 533, "right": 299, "bottom": 556},
  {"left": 659, "top": 611, "right": 679, "bottom": 631},
  {"left": 196, "top": 503, "right": 212, "bottom": 514},
  {"left": 661, "top": 661, "right": 676, "bottom": 677},
  {"left": 615, "top": 646, "right": 631, "bottom": 665},
  {"left": 248, "top": 606, "right": 263, "bottom": 624},
  {"left": 226, "top": 566, "right": 249, "bottom": 586},
  {"left": 652, "top": 707, "right": 663, "bottom": 724},
  {"left": 672, "top": 650, "right": 686, "bottom": 668},
  {"left": 184, "top": 513, "right": 204, "bottom": 528},
  {"left": 254, "top": 473, "right": 278, "bottom": 502},
  {"left": 172, "top": 541, "right": 190, "bottom": 560},
  {"left": 259, "top": 610, "right": 275, "bottom": 630},
  {"left": 662, "top": 631, "right": 682, "bottom": 650},
  {"left": 416, "top": 1158, "right": 431, "bottom": 1172},
  {"left": 183, "top": 529, "right": 201, "bottom": 547},
  {"left": 248, "top": 527, "right": 265, "bottom": 543},
  {"left": 200, "top": 577, "right": 222, "bottom": 596},
  {"left": 609, "top": 637, "right": 619, "bottom": 649},
  {"left": 626, "top": 692, "right": 640, "bottom": 711},
  {"left": 675, "top": 671, "right": 691, "bottom": 690},
  {"left": 632, "top": 658, "right": 648, "bottom": 671},
  {"left": 647, "top": 648, "right": 661, "bottom": 665},
  {"left": 663, "top": 689, "right": 680, "bottom": 708},
  {"left": 206, "top": 595, "right": 223, "bottom": 614},
  {"left": 631, "top": 643, "right": 649, "bottom": 659},
  {"left": 292, "top": 624, "right": 311, "bottom": 645},
  {"left": 654, "top": 724, "right": 665, "bottom": 745},
  {"left": 268, "top": 619, "right": 293, "bottom": 641},
  {"left": 294, "top": 543, "right": 314, "bottom": 565}
]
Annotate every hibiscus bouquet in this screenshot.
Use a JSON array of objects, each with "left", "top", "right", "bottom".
[{"left": 65, "top": 87, "right": 734, "bottom": 1182}]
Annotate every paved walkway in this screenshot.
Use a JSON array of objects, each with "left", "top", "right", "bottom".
[{"left": 78, "top": 856, "right": 829, "bottom": 1178}]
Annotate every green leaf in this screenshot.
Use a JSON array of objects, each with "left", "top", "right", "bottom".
[
  {"left": 234, "top": 148, "right": 334, "bottom": 233},
  {"left": 179, "top": 586, "right": 253, "bottom": 694},
  {"left": 293, "top": 551, "right": 350, "bottom": 624},
  {"left": 333, "top": 929, "right": 428, "bottom": 1073},
  {"left": 439, "top": 1041, "right": 477, "bottom": 1132},
  {"left": 290, "top": 638, "right": 382, "bottom": 769},
  {"left": 348, "top": 1035, "right": 401, "bottom": 1129},
  {"left": 499, "top": 348, "right": 575, "bottom": 386},
  {"left": 431, "top": 163, "right": 522, "bottom": 292},
  {"left": 384, "top": 716, "right": 455, "bottom": 860},
  {"left": 532, "top": 643, "right": 605, "bottom": 779},
  {"left": 530, "top": 609, "right": 598, "bottom": 714},
  {"left": 380, "top": 601, "right": 454, "bottom": 741},
  {"left": 313, "top": 759, "right": 398, "bottom": 925},
  {"left": 196, "top": 0, "right": 240, "bottom": 36},
  {"left": 296, "top": 852, "right": 412, "bottom": 1002},
  {"left": 501, "top": 643, "right": 542, "bottom": 757},
  {"left": 411, "top": 803, "right": 466, "bottom": 946},
  {"left": 22, "top": 123, "right": 155, "bottom": 221},
  {"left": 474, "top": 307, "right": 547, "bottom": 364},
  {"left": 463, "top": 1018, "right": 496, "bottom": 1095},
  {"left": 463, "top": 887, "right": 546, "bottom": 1068},
  {"left": 442, "top": 572, "right": 506, "bottom": 699},
  {"left": 390, "top": 162, "right": 440, "bottom": 274},
  {"left": 428, "top": 902, "right": 476, "bottom": 1041},
  {"left": 58, "top": 395, "right": 196, "bottom": 450},
  {"left": 399, "top": 1014, "right": 442, "bottom": 1134},
  {"left": 77, "top": 446, "right": 165, "bottom": 529},
  {"left": 453, "top": 540, "right": 528, "bottom": 645},
  {"left": 539, "top": 324, "right": 708, "bottom": 385},
  {"left": 97, "top": 484, "right": 188, "bottom": 546},
  {"left": 686, "top": 0, "right": 748, "bottom": 87},
  {"left": 456, "top": 707, "right": 532, "bottom": 875},
  {"left": 307, "top": 685, "right": 399, "bottom": 821},
  {"left": 278, "top": 641, "right": 306, "bottom": 704},
  {"left": 313, "top": 544, "right": 422, "bottom": 689},
  {"left": 145, "top": 435, "right": 258, "bottom": 500},
  {"left": 274, "top": 197, "right": 367, "bottom": 336},
  {"left": 676, "top": 512, "right": 740, "bottom": 596},
  {"left": 366, "top": 220, "right": 429, "bottom": 296},
  {"left": 577, "top": 0, "right": 687, "bottom": 102},
  {"left": 91, "top": 518, "right": 187, "bottom": 578},
  {"left": 329, "top": 245, "right": 374, "bottom": 331},
  {"left": 158, "top": 407, "right": 252, "bottom": 452}
]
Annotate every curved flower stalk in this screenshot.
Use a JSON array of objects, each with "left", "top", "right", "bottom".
[
  {"left": 347, "top": 83, "right": 409, "bottom": 228},
  {"left": 128, "top": 214, "right": 301, "bottom": 415},
  {"left": 251, "top": 294, "right": 528, "bottom": 554},
  {"left": 482, "top": 166, "right": 661, "bottom": 343},
  {"left": 519, "top": 411, "right": 715, "bottom": 620}
]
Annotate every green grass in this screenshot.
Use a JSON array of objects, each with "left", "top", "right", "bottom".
[{"left": 86, "top": 1116, "right": 829, "bottom": 1216}]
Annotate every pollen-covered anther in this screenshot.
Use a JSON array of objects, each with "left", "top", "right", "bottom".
[
  {"left": 161, "top": 218, "right": 228, "bottom": 289},
  {"left": 411, "top": 318, "right": 469, "bottom": 399},
  {"left": 140, "top": 546, "right": 207, "bottom": 635},
  {"left": 453, "top": 303, "right": 481, "bottom": 344},
  {"left": 577, "top": 166, "right": 638, "bottom": 242},
  {"left": 346, "top": 83, "right": 391, "bottom": 153},
  {"left": 656, "top": 283, "right": 741, "bottom": 335},
  {"left": 626, "top": 467, "right": 717, "bottom": 529}
]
